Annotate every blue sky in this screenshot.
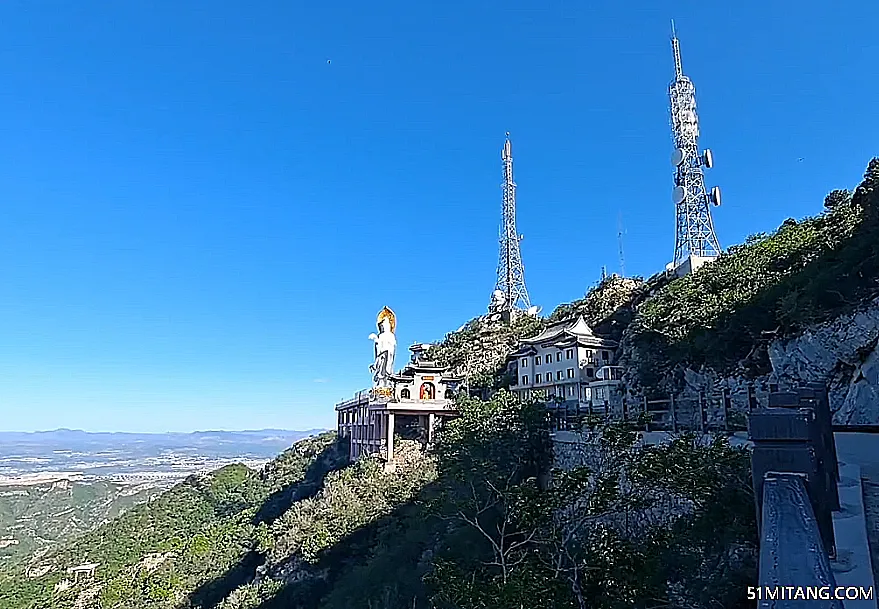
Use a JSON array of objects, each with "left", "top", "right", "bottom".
[{"left": 0, "top": 1, "right": 876, "bottom": 432}]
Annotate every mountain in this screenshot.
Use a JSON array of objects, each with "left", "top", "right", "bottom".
[
  {"left": 0, "top": 429, "right": 326, "bottom": 571},
  {"left": 0, "top": 479, "right": 161, "bottom": 567},
  {"left": 0, "top": 432, "right": 351, "bottom": 609},
  {"left": 0, "top": 408, "right": 755, "bottom": 609},
  {"left": 4, "top": 160, "right": 878, "bottom": 608},
  {"left": 616, "top": 159, "right": 879, "bottom": 422},
  {"left": 0, "top": 429, "right": 325, "bottom": 452}
]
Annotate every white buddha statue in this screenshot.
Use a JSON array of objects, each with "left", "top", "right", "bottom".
[{"left": 368, "top": 306, "right": 397, "bottom": 389}]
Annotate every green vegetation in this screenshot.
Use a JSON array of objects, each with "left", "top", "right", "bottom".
[
  {"left": 203, "top": 392, "right": 754, "bottom": 609},
  {"left": 624, "top": 158, "right": 879, "bottom": 385},
  {"left": 0, "top": 432, "right": 347, "bottom": 609},
  {"left": 0, "top": 479, "right": 162, "bottom": 567},
  {"left": 548, "top": 275, "right": 643, "bottom": 332},
  {"left": 0, "top": 394, "right": 755, "bottom": 609},
  {"left": 424, "top": 393, "right": 755, "bottom": 609},
  {"left": 427, "top": 311, "right": 544, "bottom": 391}
]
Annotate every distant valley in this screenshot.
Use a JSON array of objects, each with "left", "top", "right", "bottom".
[{"left": 0, "top": 428, "right": 324, "bottom": 566}]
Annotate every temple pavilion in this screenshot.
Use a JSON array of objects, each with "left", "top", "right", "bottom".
[{"left": 336, "top": 343, "right": 463, "bottom": 464}]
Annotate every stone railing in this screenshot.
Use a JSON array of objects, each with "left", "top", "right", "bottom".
[{"left": 748, "top": 384, "right": 843, "bottom": 608}]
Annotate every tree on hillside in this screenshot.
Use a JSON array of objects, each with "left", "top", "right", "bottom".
[
  {"left": 824, "top": 189, "right": 852, "bottom": 210},
  {"left": 852, "top": 158, "right": 879, "bottom": 215},
  {"left": 426, "top": 392, "right": 756, "bottom": 609},
  {"left": 427, "top": 314, "right": 544, "bottom": 393}
]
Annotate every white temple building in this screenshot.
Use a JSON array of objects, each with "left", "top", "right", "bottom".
[
  {"left": 507, "top": 315, "right": 623, "bottom": 414},
  {"left": 336, "top": 308, "right": 463, "bottom": 465}
]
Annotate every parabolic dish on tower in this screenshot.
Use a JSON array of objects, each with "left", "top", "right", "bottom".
[
  {"left": 710, "top": 186, "right": 722, "bottom": 206},
  {"left": 671, "top": 148, "right": 684, "bottom": 166},
  {"left": 702, "top": 149, "right": 714, "bottom": 169},
  {"left": 672, "top": 186, "right": 686, "bottom": 205}
]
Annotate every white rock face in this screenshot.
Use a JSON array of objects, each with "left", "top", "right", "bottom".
[
  {"left": 767, "top": 297, "right": 879, "bottom": 424},
  {"left": 663, "top": 297, "right": 879, "bottom": 424}
]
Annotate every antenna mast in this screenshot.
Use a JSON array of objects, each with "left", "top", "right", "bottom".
[
  {"left": 617, "top": 212, "right": 626, "bottom": 277},
  {"left": 668, "top": 22, "right": 721, "bottom": 267},
  {"left": 490, "top": 132, "right": 531, "bottom": 316}
]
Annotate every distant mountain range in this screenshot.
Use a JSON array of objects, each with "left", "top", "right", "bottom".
[
  {"left": 0, "top": 428, "right": 326, "bottom": 440},
  {"left": 0, "top": 428, "right": 327, "bottom": 455}
]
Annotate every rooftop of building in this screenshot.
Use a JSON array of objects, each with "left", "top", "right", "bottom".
[{"left": 510, "top": 315, "right": 618, "bottom": 357}]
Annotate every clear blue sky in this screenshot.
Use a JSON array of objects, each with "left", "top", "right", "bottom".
[{"left": 0, "top": 1, "right": 876, "bottom": 432}]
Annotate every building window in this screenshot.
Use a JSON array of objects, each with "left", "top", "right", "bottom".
[
  {"left": 568, "top": 385, "right": 575, "bottom": 396},
  {"left": 567, "top": 368, "right": 574, "bottom": 378},
  {"left": 556, "top": 371, "right": 562, "bottom": 381},
  {"left": 521, "top": 358, "right": 528, "bottom": 367},
  {"left": 586, "top": 368, "right": 594, "bottom": 378},
  {"left": 556, "top": 352, "right": 562, "bottom": 362},
  {"left": 566, "top": 349, "right": 573, "bottom": 359},
  {"left": 420, "top": 382, "right": 436, "bottom": 400},
  {"left": 400, "top": 388, "right": 411, "bottom": 399},
  {"left": 602, "top": 350, "right": 610, "bottom": 360},
  {"left": 535, "top": 373, "right": 542, "bottom": 383},
  {"left": 444, "top": 388, "right": 454, "bottom": 399},
  {"left": 535, "top": 356, "right": 541, "bottom": 365},
  {"left": 584, "top": 350, "right": 594, "bottom": 363},
  {"left": 522, "top": 375, "right": 529, "bottom": 385}
]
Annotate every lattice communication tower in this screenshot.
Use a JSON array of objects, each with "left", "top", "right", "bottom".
[
  {"left": 669, "top": 22, "right": 722, "bottom": 266},
  {"left": 490, "top": 133, "right": 531, "bottom": 314}
]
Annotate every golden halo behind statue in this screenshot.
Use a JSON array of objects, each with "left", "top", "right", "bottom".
[{"left": 377, "top": 306, "right": 396, "bottom": 334}]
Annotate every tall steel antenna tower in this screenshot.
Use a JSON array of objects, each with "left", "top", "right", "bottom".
[
  {"left": 489, "top": 132, "right": 531, "bottom": 315},
  {"left": 669, "top": 21, "right": 722, "bottom": 267}
]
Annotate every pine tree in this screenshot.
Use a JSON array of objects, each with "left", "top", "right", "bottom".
[
  {"left": 852, "top": 158, "right": 879, "bottom": 213},
  {"left": 823, "top": 189, "right": 851, "bottom": 210}
]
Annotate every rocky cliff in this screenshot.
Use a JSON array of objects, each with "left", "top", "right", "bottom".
[
  {"left": 668, "top": 298, "right": 879, "bottom": 424},
  {"left": 615, "top": 158, "right": 879, "bottom": 423},
  {"left": 769, "top": 299, "right": 879, "bottom": 423}
]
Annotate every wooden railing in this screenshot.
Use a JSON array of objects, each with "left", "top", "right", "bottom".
[{"left": 545, "top": 388, "right": 748, "bottom": 433}]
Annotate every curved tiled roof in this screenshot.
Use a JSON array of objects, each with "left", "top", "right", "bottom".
[{"left": 509, "top": 316, "right": 617, "bottom": 358}]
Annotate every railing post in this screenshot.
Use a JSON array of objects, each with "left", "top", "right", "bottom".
[
  {"left": 803, "top": 382, "right": 839, "bottom": 481},
  {"left": 768, "top": 387, "right": 840, "bottom": 514},
  {"left": 800, "top": 383, "right": 840, "bottom": 511},
  {"left": 722, "top": 388, "right": 731, "bottom": 432},
  {"left": 698, "top": 392, "right": 706, "bottom": 434},
  {"left": 748, "top": 384, "right": 758, "bottom": 411}
]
